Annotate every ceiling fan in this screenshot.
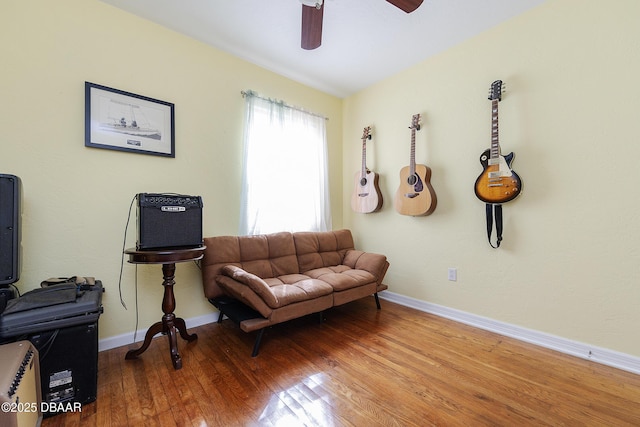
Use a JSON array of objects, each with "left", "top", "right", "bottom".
[{"left": 300, "top": 0, "right": 424, "bottom": 50}]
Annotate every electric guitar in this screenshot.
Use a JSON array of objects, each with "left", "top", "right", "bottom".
[
  {"left": 351, "top": 126, "right": 383, "bottom": 213},
  {"left": 474, "top": 80, "right": 522, "bottom": 204},
  {"left": 394, "top": 114, "right": 437, "bottom": 216}
]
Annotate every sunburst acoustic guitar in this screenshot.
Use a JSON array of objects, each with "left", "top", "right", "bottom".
[
  {"left": 394, "top": 114, "right": 437, "bottom": 216},
  {"left": 351, "top": 126, "right": 383, "bottom": 213},
  {"left": 474, "top": 80, "right": 522, "bottom": 204}
]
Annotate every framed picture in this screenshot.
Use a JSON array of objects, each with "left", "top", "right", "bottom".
[{"left": 85, "top": 82, "right": 175, "bottom": 157}]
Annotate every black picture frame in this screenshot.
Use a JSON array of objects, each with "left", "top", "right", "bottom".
[{"left": 85, "top": 82, "right": 175, "bottom": 157}]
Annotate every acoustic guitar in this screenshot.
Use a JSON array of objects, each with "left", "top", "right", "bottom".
[
  {"left": 394, "top": 114, "right": 437, "bottom": 216},
  {"left": 474, "top": 80, "right": 522, "bottom": 204},
  {"left": 351, "top": 126, "right": 383, "bottom": 213}
]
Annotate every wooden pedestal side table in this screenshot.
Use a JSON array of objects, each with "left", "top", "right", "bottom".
[{"left": 124, "top": 246, "right": 205, "bottom": 370}]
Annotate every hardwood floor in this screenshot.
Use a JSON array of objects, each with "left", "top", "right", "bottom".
[{"left": 43, "top": 297, "right": 640, "bottom": 426}]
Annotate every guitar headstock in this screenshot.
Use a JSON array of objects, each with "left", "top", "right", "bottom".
[
  {"left": 488, "top": 80, "right": 503, "bottom": 101},
  {"left": 361, "top": 126, "right": 372, "bottom": 141},
  {"left": 410, "top": 114, "right": 421, "bottom": 131}
]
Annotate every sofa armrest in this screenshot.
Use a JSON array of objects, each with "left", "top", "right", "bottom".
[
  {"left": 342, "top": 250, "right": 389, "bottom": 285},
  {"left": 221, "top": 265, "right": 279, "bottom": 309},
  {"left": 215, "top": 275, "right": 272, "bottom": 318}
]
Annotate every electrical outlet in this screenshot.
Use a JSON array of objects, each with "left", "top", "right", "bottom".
[{"left": 448, "top": 268, "right": 457, "bottom": 282}]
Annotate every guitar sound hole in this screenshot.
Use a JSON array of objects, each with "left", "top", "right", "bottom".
[
  {"left": 407, "top": 174, "right": 417, "bottom": 186},
  {"left": 360, "top": 177, "right": 368, "bottom": 186}
]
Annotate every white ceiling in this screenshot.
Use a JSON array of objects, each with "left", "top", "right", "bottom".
[{"left": 99, "top": 0, "right": 545, "bottom": 98}]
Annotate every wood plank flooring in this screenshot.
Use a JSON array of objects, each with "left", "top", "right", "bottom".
[{"left": 42, "top": 297, "right": 640, "bottom": 426}]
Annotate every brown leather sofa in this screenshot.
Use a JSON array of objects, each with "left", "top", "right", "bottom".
[{"left": 201, "top": 229, "right": 389, "bottom": 356}]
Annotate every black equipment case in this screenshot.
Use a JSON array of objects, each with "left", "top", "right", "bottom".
[
  {"left": 0, "top": 281, "right": 103, "bottom": 337},
  {"left": 0, "top": 280, "right": 103, "bottom": 417}
]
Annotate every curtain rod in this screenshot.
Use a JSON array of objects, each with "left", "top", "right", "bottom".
[{"left": 241, "top": 90, "right": 328, "bottom": 121}]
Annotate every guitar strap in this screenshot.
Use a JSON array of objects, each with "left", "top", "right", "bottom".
[{"left": 485, "top": 203, "right": 503, "bottom": 248}]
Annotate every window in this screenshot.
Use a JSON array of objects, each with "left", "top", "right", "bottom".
[{"left": 239, "top": 91, "right": 332, "bottom": 235}]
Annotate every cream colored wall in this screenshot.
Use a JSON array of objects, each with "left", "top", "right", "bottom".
[
  {"left": 0, "top": 0, "right": 342, "bottom": 340},
  {"left": 343, "top": 0, "right": 640, "bottom": 357}
]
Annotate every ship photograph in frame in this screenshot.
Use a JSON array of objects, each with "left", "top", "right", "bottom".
[{"left": 85, "top": 82, "right": 175, "bottom": 157}]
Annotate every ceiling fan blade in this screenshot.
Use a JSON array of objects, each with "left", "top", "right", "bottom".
[
  {"left": 301, "top": 3, "right": 324, "bottom": 50},
  {"left": 386, "top": 0, "right": 424, "bottom": 13}
]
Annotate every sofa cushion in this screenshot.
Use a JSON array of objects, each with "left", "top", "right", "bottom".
[
  {"left": 294, "top": 229, "right": 354, "bottom": 272},
  {"left": 238, "top": 232, "right": 300, "bottom": 277},
  {"left": 265, "top": 277, "right": 333, "bottom": 308},
  {"left": 202, "top": 235, "right": 241, "bottom": 299},
  {"left": 303, "top": 266, "right": 376, "bottom": 291},
  {"left": 221, "top": 266, "right": 333, "bottom": 309}
]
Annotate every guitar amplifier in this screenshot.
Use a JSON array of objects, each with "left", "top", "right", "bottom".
[
  {"left": 136, "top": 193, "right": 203, "bottom": 250},
  {"left": 0, "top": 341, "right": 42, "bottom": 427}
]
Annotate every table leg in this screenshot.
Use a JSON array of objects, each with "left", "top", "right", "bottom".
[
  {"left": 163, "top": 312, "right": 181, "bottom": 369},
  {"left": 125, "top": 262, "right": 197, "bottom": 370},
  {"left": 125, "top": 321, "right": 163, "bottom": 360},
  {"left": 174, "top": 316, "right": 198, "bottom": 342}
]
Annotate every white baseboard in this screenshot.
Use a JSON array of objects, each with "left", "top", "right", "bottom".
[
  {"left": 379, "top": 291, "right": 640, "bottom": 376},
  {"left": 98, "top": 312, "right": 220, "bottom": 352}
]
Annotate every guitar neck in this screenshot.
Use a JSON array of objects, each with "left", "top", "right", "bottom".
[
  {"left": 361, "top": 138, "right": 367, "bottom": 177},
  {"left": 490, "top": 99, "right": 500, "bottom": 160},
  {"left": 409, "top": 128, "right": 416, "bottom": 175},
  {"left": 408, "top": 114, "right": 420, "bottom": 174}
]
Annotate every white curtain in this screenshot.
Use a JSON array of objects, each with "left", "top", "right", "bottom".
[{"left": 239, "top": 92, "right": 332, "bottom": 235}]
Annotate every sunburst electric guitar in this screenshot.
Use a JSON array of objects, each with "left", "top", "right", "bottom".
[
  {"left": 474, "top": 80, "right": 522, "bottom": 204},
  {"left": 394, "top": 114, "right": 437, "bottom": 216},
  {"left": 351, "top": 126, "right": 383, "bottom": 213}
]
